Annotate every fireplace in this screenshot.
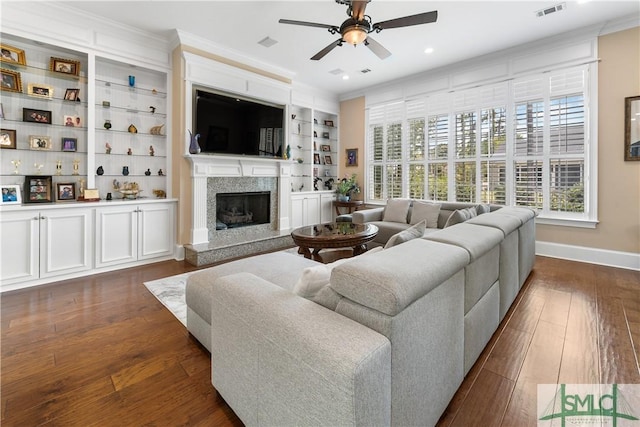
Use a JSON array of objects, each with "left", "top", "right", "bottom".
[{"left": 216, "top": 191, "right": 270, "bottom": 230}]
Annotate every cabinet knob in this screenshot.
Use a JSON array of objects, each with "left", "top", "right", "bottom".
[{"left": 40, "top": 215, "right": 46, "bottom": 220}]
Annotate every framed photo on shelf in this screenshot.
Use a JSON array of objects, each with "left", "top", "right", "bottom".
[
  {"left": 27, "top": 83, "right": 54, "bottom": 99},
  {"left": 63, "top": 115, "right": 81, "bottom": 127},
  {"left": 322, "top": 132, "right": 330, "bottom": 139},
  {"left": 1, "top": 184, "right": 21, "bottom": 205},
  {"left": 24, "top": 175, "right": 53, "bottom": 203},
  {"left": 324, "top": 155, "right": 332, "bottom": 165},
  {"left": 346, "top": 148, "right": 358, "bottom": 167},
  {"left": 61, "top": 137, "right": 77, "bottom": 152},
  {"left": 23, "top": 108, "right": 52, "bottom": 124},
  {"left": 0, "top": 44, "right": 26, "bottom": 65},
  {"left": 624, "top": 95, "right": 640, "bottom": 161},
  {"left": 64, "top": 88, "right": 80, "bottom": 101},
  {"left": 56, "top": 182, "right": 76, "bottom": 202},
  {"left": 313, "top": 153, "right": 321, "bottom": 164},
  {"left": 320, "top": 144, "right": 331, "bottom": 152},
  {"left": 324, "top": 120, "right": 334, "bottom": 127},
  {"left": 0, "top": 102, "right": 4, "bottom": 119},
  {"left": 50, "top": 57, "right": 80, "bottom": 76},
  {"left": 1, "top": 68, "right": 22, "bottom": 93},
  {"left": 0, "top": 128, "right": 16, "bottom": 149},
  {"left": 29, "top": 135, "right": 52, "bottom": 150}
]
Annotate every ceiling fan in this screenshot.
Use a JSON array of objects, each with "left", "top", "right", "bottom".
[{"left": 278, "top": 0, "right": 438, "bottom": 61}]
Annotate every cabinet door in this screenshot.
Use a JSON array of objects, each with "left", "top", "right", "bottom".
[
  {"left": 0, "top": 210, "right": 39, "bottom": 287},
  {"left": 138, "top": 203, "right": 174, "bottom": 260},
  {"left": 290, "top": 195, "right": 305, "bottom": 228},
  {"left": 40, "top": 208, "right": 93, "bottom": 278},
  {"left": 306, "top": 195, "right": 320, "bottom": 225},
  {"left": 95, "top": 206, "right": 138, "bottom": 268},
  {"left": 320, "top": 193, "right": 335, "bottom": 223}
]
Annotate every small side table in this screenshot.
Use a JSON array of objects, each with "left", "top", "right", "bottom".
[{"left": 333, "top": 200, "right": 364, "bottom": 216}]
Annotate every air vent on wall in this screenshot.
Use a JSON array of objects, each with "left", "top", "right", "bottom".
[
  {"left": 257, "top": 37, "right": 278, "bottom": 48},
  {"left": 360, "top": 68, "right": 372, "bottom": 74},
  {"left": 536, "top": 3, "right": 566, "bottom": 17}
]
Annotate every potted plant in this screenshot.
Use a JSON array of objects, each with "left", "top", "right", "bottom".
[{"left": 336, "top": 174, "right": 361, "bottom": 202}]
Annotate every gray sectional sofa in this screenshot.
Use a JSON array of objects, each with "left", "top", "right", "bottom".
[{"left": 185, "top": 200, "right": 536, "bottom": 426}]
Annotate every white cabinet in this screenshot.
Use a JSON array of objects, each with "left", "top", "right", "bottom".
[
  {"left": 95, "top": 202, "right": 174, "bottom": 268},
  {"left": 290, "top": 191, "right": 335, "bottom": 228},
  {"left": 0, "top": 207, "right": 93, "bottom": 288},
  {"left": 320, "top": 193, "right": 336, "bottom": 223}
]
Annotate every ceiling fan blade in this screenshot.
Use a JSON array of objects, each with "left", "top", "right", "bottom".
[
  {"left": 350, "top": 0, "right": 370, "bottom": 20},
  {"left": 311, "top": 39, "right": 343, "bottom": 61},
  {"left": 278, "top": 19, "right": 336, "bottom": 30},
  {"left": 364, "top": 36, "right": 391, "bottom": 60},
  {"left": 373, "top": 10, "right": 438, "bottom": 30}
]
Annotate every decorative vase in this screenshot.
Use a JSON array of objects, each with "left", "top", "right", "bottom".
[
  {"left": 188, "top": 130, "right": 201, "bottom": 154},
  {"left": 122, "top": 166, "right": 129, "bottom": 176},
  {"left": 128, "top": 124, "right": 137, "bottom": 134},
  {"left": 337, "top": 194, "right": 350, "bottom": 202},
  {"left": 145, "top": 168, "right": 151, "bottom": 176},
  {"left": 96, "top": 166, "right": 104, "bottom": 175},
  {"left": 103, "top": 120, "right": 112, "bottom": 130},
  {"left": 128, "top": 75, "right": 135, "bottom": 87}
]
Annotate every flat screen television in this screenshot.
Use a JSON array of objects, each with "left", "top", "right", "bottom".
[{"left": 194, "top": 88, "right": 285, "bottom": 157}]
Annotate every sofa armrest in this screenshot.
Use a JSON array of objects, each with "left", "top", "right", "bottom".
[
  {"left": 352, "top": 207, "right": 384, "bottom": 224},
  {"left": 210, "top": 272, "right": 391, "bottom": 427}
]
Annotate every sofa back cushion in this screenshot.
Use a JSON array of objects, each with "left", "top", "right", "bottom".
[
  {"left": 384, "top": 220, "right": 426, "bottom": 249},
  {"left": 382, "top": 198, "right": 411, "bottom": 223},
  {"left": 444, "top": 207, "right": 478, "bottom": 228},
  {"left": 409, "top": 201, "right": 441, "bottom": 228}
]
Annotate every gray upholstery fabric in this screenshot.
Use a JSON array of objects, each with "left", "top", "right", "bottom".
[
  {"left": 382, "top": 198, "right": 411, "bottom": 223},
  {"left": 384, "top": 220, "right": 426, "bottom": 249},
  {"left": 476, "top": 203, "right": 491, "bottom": 215},
  {"left": 210, "top": 273, "right": 391, "bottom": 427},
  {"left": 368, "top": 220, "right": 412, "bottom": 245},
  {"left": 425, "top": 223, "right": 503, "bottom": 261},
  {"left": 494, "top": 207, "right": 536, "bottom": 286},
  {"left": 463, "top": 281, "right": 500, "bottom": 374},
  {"left": 444, "top": 207, "right": 477, "bottom": 228},
  {"left": 409, "top": 200, "right": 441, "bottom": 227},
  {"left": 335, "top": 269, "right": 465, "bottom": 427},
  {"left": 331, "top": 239, "right": 469, "bottom": 316},
  {"left": 352, "top": 207, "right": 384, "bottom": 224}
]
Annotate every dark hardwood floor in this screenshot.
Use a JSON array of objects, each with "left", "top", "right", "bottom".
[{"left": 1, "top": 255, "right": 638, "bottom": 426}]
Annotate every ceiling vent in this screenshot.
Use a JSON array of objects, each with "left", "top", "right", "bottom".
[
  {"left": 360, "top": 68, "right": 372, "bottom": 74},
  {"left": 536, "top": 3, "right": 566, "bottom": 17},
  {"left": 257, "top": 37, "right": 278, "bottom": 48},
  {"left": 329, "top": 68, "right": 344, "bottom": 75}
]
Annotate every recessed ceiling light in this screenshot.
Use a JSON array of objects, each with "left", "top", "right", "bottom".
[
  {"left": 257, "top": 36, "right": 278, "bottom": 48},
  {"left": 342, "top": 75, "right": 349, "bottom": 80},
  {"left": 424, "top": 47, "right": 434, "bottom": 54},
  {"left": 329, "top": 68, "right": 344, "bottom": 75}
]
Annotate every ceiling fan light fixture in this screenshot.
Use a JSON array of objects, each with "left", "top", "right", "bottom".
[{"left": 342, "top": 25, "right": 368, "bottom": 45}]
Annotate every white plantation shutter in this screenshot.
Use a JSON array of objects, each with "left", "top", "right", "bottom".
[
  {"left": 455, "top": 161, "right": 476, "bottom": 202},
  {"left": 428, "top": 163, "right": 448, "bottom": 201},
  {"left": 514, "top": 160, "right": 543, "bottom": 209},
  {"left": 481, "top": 160, "right": 506, "bottom": 204},
  {"left": 549, "top": 94, "right": 584, "bottom": 154},
  {"left": 549, "top": 159, "right": 584, "bottom": 213},
  {"left": 455, "top": 112, "right": 477, "bottom": 158}
]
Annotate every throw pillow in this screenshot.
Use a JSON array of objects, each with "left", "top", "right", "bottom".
[
  {"left": 384, "top": 220, "right": 426, "bottom": 249},
  {"left": 444, "top": 207, "right": 477, "bottom": 228},
  {"left": 382, "top": 198, "right": 411, "bottom": 223},
  {"left": 409, "top": 201, "right": 441, "bottom": 228},
  {"left": 476, "top": 203, "right": 491, "bottom": 215}
]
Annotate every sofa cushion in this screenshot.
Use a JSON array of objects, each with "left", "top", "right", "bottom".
[
  {"left": 384, "top": 220, "right": 426, "bottom": 249},
  {"left": 383, "top": 198, "right": 411, "bottom": 223},
  {"left": 476, "top": 203, "right": 491, "bottom": 215},
  {"left": 444, "top": 207, "right": 477, "bottom": 228},
  {"left": 409, "top": 201, "right": 441, "bottom": 228}
]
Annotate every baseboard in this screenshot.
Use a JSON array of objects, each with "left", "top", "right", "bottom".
[{"left": 536, "top": 241, "right": 640, "bottom": 271}]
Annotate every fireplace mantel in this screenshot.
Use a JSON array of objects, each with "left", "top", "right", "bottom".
[{"left": 186, "top": 154, "right": 292, "bottom": 245}]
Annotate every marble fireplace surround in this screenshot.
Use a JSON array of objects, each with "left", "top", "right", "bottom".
[{"left": 185, "top": 154, "right": 293, "bottom": 266}]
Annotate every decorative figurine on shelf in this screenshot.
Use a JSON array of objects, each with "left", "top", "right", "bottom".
[
  {"left": 122, "top": 166, "right": 129, "bottom": 176},
  {"left": 104, "top": 119, "right": 112, "bottom": 130},
  {"left": 149, "top": 106, "right": 156, "bottom": 114},
  {"left": 105, "top": 142, "right": 112, "bottom": 154},
  {"left": 78, "top": 179, "right": 86, "bottom": 199},
  {"left": 149, "top": 145, "right": 154, "bottom": 156},
  {"left": 128, "top": 124, "right": 137, "bottom": 134},
  {"left": 112, "top": 179, "right": 121, "bottom": 190},
  {"left": 34, "top": 163, "right": 44, "bottom": 174},
  {"left": 158, "top": 169, "right": 164, "bottom": 176},
  {"left": 313, "top": 177, "right": 323, "bottom": 191},
  {"left": 145, "top": 169, "right": 151, "bottom": 176},
  {"left": 152, "top": 189, "right": 166, "bottom": 199},
  {"left": 106, "top": 192, "right": 112, "bottom": 201},
  {"left": 152, "top": 88, "right": 158, "bottom": 95},
  {"left": 188, "top": 130, "right": 201, "bottom": 154},
  {"left": 72, "top": 159, "right": 80, "bottom": 176},
  {"left": 284, "top": 144, "right": 291, "bottom": 160},
  {"left": 324, "top": 178, "right": 335, "bottom": 191},
  {"left": 96, "top": 166, "right": 104, "bottom": 176},
  {"left": 127, "top": 148, "right": 132, "bottom": 155},
  {"left": 11, "top": 159, "right": 21, "bottom": 175},
  {"left": 56, "top": 160, "right": 62, "bottom": 176},
  {"left": 128, "top": 75, "right": 135, "bottom": 87},
  {"left": 149, "top": 124, "right": 164, "bottom": 135}
]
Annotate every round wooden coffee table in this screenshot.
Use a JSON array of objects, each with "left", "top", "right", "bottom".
[{"left": 291, "top": 222, "right": 379, "bottom": 261}]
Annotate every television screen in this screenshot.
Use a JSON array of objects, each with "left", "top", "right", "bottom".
[{"left": 194, "top": 89, "right": 284, "bottom": 157}]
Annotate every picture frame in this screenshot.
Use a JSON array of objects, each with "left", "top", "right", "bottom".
[
  {"left": 322, "top": 131, "right": 330, "bottom": 139},
  {"left": 0, "top": 44, "right": 26, "bottom": 65},
  {"left": 624, "top": 95, "right": 640, "bottom": 161},
  {"left": 61, "top": 137, "right": 77, "bottom": 152},
  {"left": 1, "top": 184, "right": 21, "bottom": 205},
  {"left": 29, "top": 135, "right": 52, "bottom": 150},
  {"left": 64, "top": 88, "right": 80, "bottom": 101},
  {"left": 63, "top": 115, "right": 81, "bottom": 127},
  {"left": 346, "top": 148, "right": 358, "bottom": 167},
  {"left": 324, "top": 155, "right": 332, "bottom": 165},
  {"left": 324, "top": 120, "right": 334, "bottom": 127},
  {"left": 23, "top": 108, "right": 52, "bottom": 124},
  {"left": 0, "top": 102, "right": 4, "bottom": 119},
  {"left": 83, "top": 188, "right": 100, "bottom": 201},
  {"left": 313, "top": 153, "right": 321, "bottom": 164},
  {"left": 24, "top": 175, "right": 53, "bottom": 203},
  {"left": 27, "top": 83, "right": 54, "bottom": 99},
  {"left": 56, "top": 182, "right": 76, "bottom": 202},
  {"left": 50, "top": 57, "right": 80, "bottom": 76},
  {"left": 0, "top": 68, "right": 22, "bottom": 93},
  {"left": 321, "top": 144, "right": 331, "bottom": 152},
  {"left": 0, "top": 128, "right": 16, "bottom": 149}
]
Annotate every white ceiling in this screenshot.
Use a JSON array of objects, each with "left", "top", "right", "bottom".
[{"left": 59, "top": 1, "right": 639, "bottom": 96}]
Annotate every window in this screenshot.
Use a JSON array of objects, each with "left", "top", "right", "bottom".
[{"left": 366, "top": 65, "right": 593, "bottom": 224}]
